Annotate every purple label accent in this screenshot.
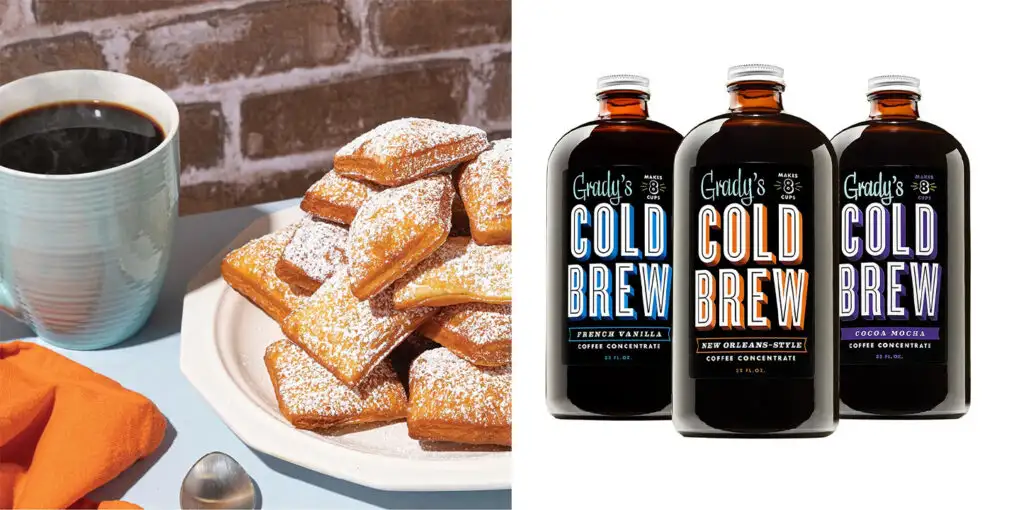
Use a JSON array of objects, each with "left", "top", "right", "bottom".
[{"left": 841, "top": 327, "right": 940, "bottom": 341}]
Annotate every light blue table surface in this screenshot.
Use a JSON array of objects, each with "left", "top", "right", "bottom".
[{"left": 0, "top": 199, "right": 511, "bottom": 509}]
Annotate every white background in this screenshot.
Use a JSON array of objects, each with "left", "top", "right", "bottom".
[{"left": 511, "top": 1, "right": 1023, "bottom": 508}]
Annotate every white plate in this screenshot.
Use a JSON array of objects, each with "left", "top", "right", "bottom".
[{"left": 179, "top": 206, "right": 511, "bottom": 491}]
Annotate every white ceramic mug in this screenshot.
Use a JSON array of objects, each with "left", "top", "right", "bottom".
[{"left": 0, "top": 70, "right": 180, "bottom": 350}]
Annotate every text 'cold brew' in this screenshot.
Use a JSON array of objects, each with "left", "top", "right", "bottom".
[
  {"left": 547, "top": 75, "right": 682, "bottom": 418},
  {"left": 831, "top": 75, "right": 970, "bottom": 418},
  {"left": 673, "top": 64, "right": 839, "bottom": 437}
]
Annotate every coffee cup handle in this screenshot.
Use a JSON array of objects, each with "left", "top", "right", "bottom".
[{"left": 0, "top": 275, "right": 23, "bottom": 321}]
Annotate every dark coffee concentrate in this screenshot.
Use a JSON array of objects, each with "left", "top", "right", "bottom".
[
  {"left": 0, "top": 101, "right": 164, "bottom": 175},
  {"left": 547, "top": 75, "right": 682, "bottom": 419}
]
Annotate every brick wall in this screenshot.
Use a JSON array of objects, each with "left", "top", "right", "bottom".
[{"left": 0, "top": 0, "right": 511, "bottom": 214}]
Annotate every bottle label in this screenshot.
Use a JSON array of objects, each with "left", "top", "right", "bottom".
[
  {"left": 562, "top": 165, "right": 672, "bottom": 366},
  {"left": 689, "top": 165, "right": 815, "bottom": 378},
  {"left": 839, "top": 167, "right": 946, "bottom": 364}
]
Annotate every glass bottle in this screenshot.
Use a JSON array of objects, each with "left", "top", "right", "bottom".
[
  {"left": 831, "top": 75, "right": 969, "bottom": 418},
  {"left": 672, "top": 64, "right": 838, "bottom": 436},
  {"left": 547, "top": 75, "right": 682, "bottom": 418}
]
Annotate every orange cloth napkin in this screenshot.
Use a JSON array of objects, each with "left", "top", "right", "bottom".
[{"left": 0, "top": 341, "right": 165, "bottom": 509}]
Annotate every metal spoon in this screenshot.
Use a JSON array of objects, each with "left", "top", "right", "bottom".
[{"left": 180, "top": 451, "right": 256, "bottom": 509}]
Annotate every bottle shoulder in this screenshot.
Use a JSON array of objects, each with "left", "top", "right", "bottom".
[
  {"left": 833, "top": 119, "right": 965, "bottom": 145},
  {"left": 553, "top": 118, "right": 681, "bottom": 142},
  {"left": 549, "top": 118, "right": 683, "bottom": 172},
  {"left": 831, "top": 119, "right": 968, "bottom": 171},
  {"left": 682, "top": 112, "right": 828, "bottom": 140},
  {"left": 676, "top": 112, "right": 834, "bottom": 171}
]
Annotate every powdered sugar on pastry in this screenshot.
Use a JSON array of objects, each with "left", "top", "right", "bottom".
[
  {"left": 458, "top": 139, "right": 512, "bottom": 225},
  {"left": 311, "top": 170, "right": 383, "bottom": 202},
  {"left": 283, "top": 265, "right": 436, "bottom": 386},
  {"left": 346, "top": 173, "right": 453, "bottom": 300},
  {"left": 221, "top": 222, "right": 308, "bottom": 322},
  {"left": 391, "top": 237, "right": 511, "bottom": 309},
  {"left": 301, "top": 171, "right": 383, "bottom": 225},
  {"left": 282, "top": 216, "right": 348, "bottom": 284},
  {"left": 265, "top": 339, "right": 406, "bottom": 429},
  {"left": 334, "top": 118, "right": 489, "bottom": 185},
  {"left": 410, "top": 348, "right": 511, "bottom": 427},
  {"left": 419, "top": 303, "right": 511, "bottom": 366},
  {"left": 436, "top": 304, "right": 511, "bottom": 346},
  {"left": 336, "top": 118, "right": 485, "bottom": 159},
  {"left": 224, "top": 225, "right": 297, "bottom": 278}
]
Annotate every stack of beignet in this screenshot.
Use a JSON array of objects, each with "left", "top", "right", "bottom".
[{"left": 221, "top": 118, "right": 512, "bottom": 447}]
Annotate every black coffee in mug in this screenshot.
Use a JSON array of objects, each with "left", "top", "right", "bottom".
[{"left": 0, "top": 101, "right": 165, "bottom": 175}]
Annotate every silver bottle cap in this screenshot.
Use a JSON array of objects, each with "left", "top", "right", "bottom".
[
  {"left": 868, "top": 74, "right": 921, "bottom": 95},
  {"left": 596, "top": 74, "right": 650, "bottom": 95},
  {"left": 726, "top": 64, "right": 785, "bottom": 86}
]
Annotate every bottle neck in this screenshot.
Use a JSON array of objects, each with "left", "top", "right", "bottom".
[
  {"left": 597, "top": 90, "right": 649, "bottom": 119},
  {"left": 869, "top": 91, "right": 920, "bottom": 120},
  {"left": 728, "top": 81, "right": 784, "bottom": 113}
]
